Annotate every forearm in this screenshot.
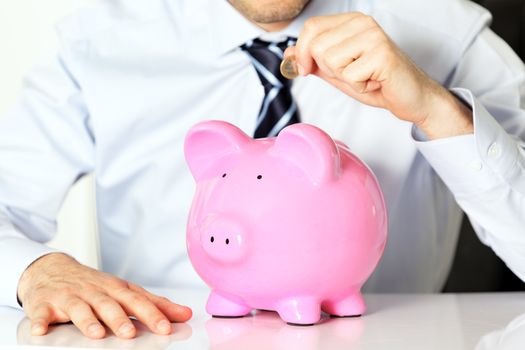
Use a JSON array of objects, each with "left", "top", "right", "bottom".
[{"left": 414, "top": 89, "right": 525, "bottom": 279}]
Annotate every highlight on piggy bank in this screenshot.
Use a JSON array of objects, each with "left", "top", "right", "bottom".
[{"left": 184, "top": 120, "right": 387, "bottom": 326}]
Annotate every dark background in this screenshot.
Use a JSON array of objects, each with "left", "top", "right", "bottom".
[{"left": 442, "top": 0, "right": 525, "bottom": 292}]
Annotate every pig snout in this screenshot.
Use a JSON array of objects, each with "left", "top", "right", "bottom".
[{"left": 201, "top": 217, "right": 247, "bottom": 263}]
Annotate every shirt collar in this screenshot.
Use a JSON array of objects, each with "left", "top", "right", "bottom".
[{"left": 206, "top": 0, "right": 348, "bottom": 57}]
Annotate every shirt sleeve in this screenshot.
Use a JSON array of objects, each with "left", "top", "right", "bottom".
[
  {"left": 0, "top": 50, "right": 94, "bottom": 308},
  {"left": 413, "top": 28, "right": 525, "bottom": 281}
]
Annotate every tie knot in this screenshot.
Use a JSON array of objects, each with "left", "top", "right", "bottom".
[
  {"left": 242, "top": 37, "right": 297, "bottom": 53},
  {"left": 241, "top": 37, "right": 297, "bottom": 88}
]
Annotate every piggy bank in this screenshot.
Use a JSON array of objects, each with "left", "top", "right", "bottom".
[{"left": 184, "top": 120, "right": 387, "bottom": 325}]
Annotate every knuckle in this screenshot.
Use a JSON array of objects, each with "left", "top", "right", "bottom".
[
  {"left": 368, "top": 27, "right": 385, "bottom": 42},
  {"left": 323, "top": 51, "right": 339, "bottom": 69},
  {"left": 82, "top": 278, "right": 102, "bottom": 289},
  {"left": 131, "top": 299, "right": 163, "bottom": 320},
  {"left": 57, "top": 285, "right": 78, "bottom": 297},
  {"left": 148, "top": 304, "right": 164, "bottom": 317},
  {"left": 63, "top": 298, "right": 84, "bottom": 313},
  {"left": 106, "top": 278, "right": 129, "bottom": 292},
  {"left": 128, "top": 283, "right": 145, "bottom": 294},
  {"left": 129, "top": 292, "right": 148, "bottom": 305},
  {"left": 89, "top": 291, "right": 109, "bottom": 302},
  {"left": 309, "top": 38, "right": 325, "bottom": 59},
  {"left": 95, "top": 298, "right": 117, "bottom": 311},
  {"left": 342, "top": 67, "right": 356, "bottom": 82},
  {"left": 360, "top": 14, "right": 376, "bottom": 26}
]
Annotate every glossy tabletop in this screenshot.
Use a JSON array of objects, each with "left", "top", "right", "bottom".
[{"left": 1, "top": 287, "right": 525, "bottom": 349}]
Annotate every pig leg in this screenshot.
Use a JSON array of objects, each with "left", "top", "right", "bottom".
[
  {"left": 276, "top": 298, "right": 321, "bottom": 326},
  {"left": 206, "top": 290, "right": 252, "bottom": 318},
  {"left": 322, "top": 292, "right": 365, "bottom": 317}
]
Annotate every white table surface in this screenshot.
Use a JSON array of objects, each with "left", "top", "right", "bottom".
[{"left": 1, "top": 287, "right": 525, "bottom": 349}]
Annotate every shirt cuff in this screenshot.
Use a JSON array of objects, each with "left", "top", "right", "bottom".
[
  {"left": 0, "top": 235, "right": 57, "bottom": 309},
  {"left": 412, "top": 88, "right": 521, "bottom": 197}
]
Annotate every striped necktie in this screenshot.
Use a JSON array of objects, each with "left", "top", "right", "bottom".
[{"left": 241, "top": 38, "right": 301, "bottom": 139}]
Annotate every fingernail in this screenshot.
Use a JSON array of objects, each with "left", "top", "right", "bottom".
[
  {"left": 297, "top": 63, "right": 306, "bottom": 76},
  {"left": 31, "top": 324, "right": 45, "bottom": 335},
  {"left": 157, "top": 320, "right": 172, "bottom": 334},
  {"left": 88, "top": 323, "right": 104, "bottom": 335},
  {"left": 118, "top": 323, "right": 134, "bottom": 336}
]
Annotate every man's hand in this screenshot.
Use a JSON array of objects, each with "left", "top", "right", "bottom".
[
  {"left": 287, "top": 13, "right": 473, "bottom": 140},
  {"left": 17, "top": 253, "right": 192, "bottom": 339}
]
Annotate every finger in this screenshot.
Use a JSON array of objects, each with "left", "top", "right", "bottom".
[
  {"left": 29, "top": 302, "right": 54, "bottom": 336},
  {"left": 86, "top": 292, "right": 136, "bottom": 339},
  {"left": 129, "top": 285, "right": 193, "bottom": 323},
  {"left": 113, "top": 289, "right": 172, "bottom": 335},
  {"left": 295, "top": 13, "right": 363, "bottom": 75},
  {"left": 315, "top": 68, "right": 382, "bottom": 108},
  {"left": 147, "top": 295, "right": 193, "bottom": 323},
  {"left": 62, "top": 296, "right": 106, "bottom": 339},
  {"left": 283, "top": 46, "right": 295, "bottom": 59},
  {"left": 308, "top": 17, "right": 378, "bottom": 77},
  {"left": 323, "top": 28, "right": 384, "bottom": 78},
  {"left": 342, "top": 54, "right": 383, "bottom": 94}
]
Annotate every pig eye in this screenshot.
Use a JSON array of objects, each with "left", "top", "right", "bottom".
[
  {"left": 222, "top": 173, "right": 227, "bottom": 178},
  {"left": 226, "top": 238, "right": 230, "bottom": 245},
  {"left": 210, "top": 236, "right": 215, "bottom": 243},
  {"left": 257, "top": 175, "right": 263, "bottom": 180}
]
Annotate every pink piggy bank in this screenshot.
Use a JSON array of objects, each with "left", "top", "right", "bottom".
[{"left": 184, "top": 120, "right": 387, "bottom": 325}]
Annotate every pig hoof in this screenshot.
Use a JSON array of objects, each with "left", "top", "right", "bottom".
[
  {"left": 277, "top": 298, "right": 321, "bottom": 325},
  {"left": 287, "top": 322, "right": 315, "bottom": 327},
  {"left": 206, "top": 290, "right": 252, "bottom": 317},
  {"left": 329, "top": 314, "right": 362, "bottom": 318},
  {"left": 212, "top": 315, "right": 247, "bottom": 319},
  {"left": 322, "top": 293, "right": 366, "bottom": 317}
]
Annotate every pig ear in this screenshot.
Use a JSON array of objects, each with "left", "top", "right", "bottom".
[
  {"left": 184, "top": 120, "right": 251, "bottom": 180},
  {"left": 271, "top": 124, "right": 341, "bottom": 185}
]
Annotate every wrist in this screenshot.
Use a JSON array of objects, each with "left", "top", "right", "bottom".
[{"left": 415, "top": 84, "right": 474, "bottom": 140}]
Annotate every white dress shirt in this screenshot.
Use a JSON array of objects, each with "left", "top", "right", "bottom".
[{"left": 1, "top": 0, "right": 524, "bottom": 308}]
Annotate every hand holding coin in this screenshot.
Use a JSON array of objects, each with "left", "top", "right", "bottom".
[{"left": 282, "top": 13, "right": 473, "bottom": 140}]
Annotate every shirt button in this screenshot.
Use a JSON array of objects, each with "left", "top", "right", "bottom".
[
  {"left": 487, "top": 142, "right": 501, "bottom": 158},
  {"left": 468, "top": 160, "right": 483, "bottom": 171}
]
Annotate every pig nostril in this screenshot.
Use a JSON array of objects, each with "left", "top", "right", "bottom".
[
  {"left": 226, "top": 238, "right": 230, "bottom": 245},
  {"left": 222, "top": 173, "right": 227, "bottom": 178},
  {"left": 210, "top": 236, "right": 215, "bottom": 243},
  {"left": 257, "top": 175, "right": 262, "bottom": 180}
]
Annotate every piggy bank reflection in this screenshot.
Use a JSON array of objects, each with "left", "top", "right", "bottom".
[
  {"left": 184, "top": 120, "right": 387, "bottom": 325},
  {"left": 205, "top": 311, "right": 364, "bottom": 350}
]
